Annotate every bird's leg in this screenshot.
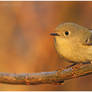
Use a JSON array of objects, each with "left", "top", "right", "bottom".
[
  {"left": 66, "top": 63, "right": 78, "bottom": 68},
  {"left": 71, "top": 61, "right": 91, "bottom": 71},
  {"left": 72, "top": 61, "right": 91, "bottom": 78},
  {"left": 82, "top": 62, "right": 91, "bottom": 64},
  {"left": 66, "top": 61, "right": 91, "bottom": 68}
]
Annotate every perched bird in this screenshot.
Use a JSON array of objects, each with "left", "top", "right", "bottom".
[{"left": 50, "top": 23, "right": 92, "bottom": 66}]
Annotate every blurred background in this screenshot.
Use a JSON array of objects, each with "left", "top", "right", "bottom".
[{"left": 0, "top": 1, "right": 92, "bottom": 91}]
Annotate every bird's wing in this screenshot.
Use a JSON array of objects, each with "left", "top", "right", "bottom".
[{"left": 83, "top": 30, "right": 92, "bottom": 46}]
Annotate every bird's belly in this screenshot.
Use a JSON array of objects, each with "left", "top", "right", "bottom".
[{"left": 55, "top": 40, "right": 92, "bottom": 63}]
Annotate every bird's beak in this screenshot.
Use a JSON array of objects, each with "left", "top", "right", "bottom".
[{"left": 50, "top": 33, "right": 60, "bottom": 36}]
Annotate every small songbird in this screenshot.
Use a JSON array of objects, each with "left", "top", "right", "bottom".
[{"left": 50, "top": 23, "right": 92, "bottom": 66}]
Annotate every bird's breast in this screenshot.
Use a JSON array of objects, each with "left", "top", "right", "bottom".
[{"left": 55, "top": 37, "right": 92, "bottom": 63}]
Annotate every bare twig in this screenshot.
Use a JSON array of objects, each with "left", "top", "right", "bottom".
[{"left": 0, "top": 64, "right": 92, "bottom": 85}]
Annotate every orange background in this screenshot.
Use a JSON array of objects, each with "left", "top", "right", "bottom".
[{"left": 0, "top": 1, "right": 92, "bottom": 91}]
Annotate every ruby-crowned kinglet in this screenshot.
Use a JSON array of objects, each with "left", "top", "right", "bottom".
[{"left": 50, "top": 23, "right": 92, "bottom": 64}]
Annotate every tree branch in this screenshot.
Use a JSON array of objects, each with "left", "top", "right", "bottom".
[{"left": 0, "top": 64, "right": 92, "bottom": 85}]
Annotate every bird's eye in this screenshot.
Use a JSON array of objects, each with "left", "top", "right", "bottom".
[{"left": 65, "top": 31, "right": 69, "bottom": 36}]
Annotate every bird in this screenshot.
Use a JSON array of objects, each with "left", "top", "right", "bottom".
[{"left": 50, "top": 22, "right": 92, "bottom": 67}]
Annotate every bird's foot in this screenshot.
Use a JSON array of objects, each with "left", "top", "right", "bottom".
[
  {"left": 71, "top": 62, "right": 91, "bottom": 78},
  {"left": 66, "top": 63, "right": 77, "bottom": 68},
  {"left": 82, "top": 62, "right": 91, "bottom": 64},
  {"left": 71, "top": 63, "right": 83, "bottom": 78},
  {"left": 66, "top": 61, "right": 91, "bottom": 69}
]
